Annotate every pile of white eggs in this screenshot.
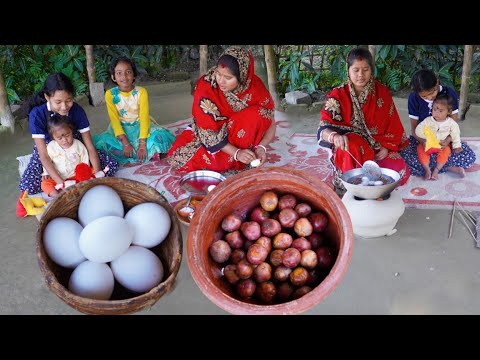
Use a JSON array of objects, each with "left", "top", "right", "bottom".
[{"left": 43, "top": 185, "right": 172, "bottom": 300}]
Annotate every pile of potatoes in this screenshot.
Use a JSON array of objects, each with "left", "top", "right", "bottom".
[{"left": 209, "top": 190, "right": 336, "bottom": 304}]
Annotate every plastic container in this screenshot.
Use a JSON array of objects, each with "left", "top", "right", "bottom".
[{"left": 187, "top": 166, "right": 354, "bottom": 315}]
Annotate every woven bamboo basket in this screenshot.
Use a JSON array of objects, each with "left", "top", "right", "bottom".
[
  {"left": 36, "top": 177, "right": 182, "bottom": 315},
  {"left": 187, "top": 166, "right": 354, "bottom": 315}
]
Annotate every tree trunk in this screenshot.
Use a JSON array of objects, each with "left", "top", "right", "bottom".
[
  {"left": 0, "top": 70, "right": 14, "bottom": 134},
  {"left": 85, "top": 45, "right": 96, "bottom": 83},
  {"left": 368, "top": 45, "right": 376, "bottom": 71},
  {"left": 264, "top": 45, "right": 280, "bottom": 109},
  {"left": 199, "top": 45, "right": 208, "bottom": 75},
  {"left": 459, "top": 45, "right": 473, "bottom": 121}
]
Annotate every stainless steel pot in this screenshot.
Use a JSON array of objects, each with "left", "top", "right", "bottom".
[{"left": 340, "top": 167, "right": 402, "bottom": 200}]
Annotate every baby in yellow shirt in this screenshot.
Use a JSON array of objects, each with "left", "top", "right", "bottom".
[{"left": 415, "top": 92, "right": 464, "bottom": 180}]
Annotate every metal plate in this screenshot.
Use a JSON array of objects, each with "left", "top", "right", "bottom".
[{"left": 180, "top": 170, "right": 226, "bottom": 195}]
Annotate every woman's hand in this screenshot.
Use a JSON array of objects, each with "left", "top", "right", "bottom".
[
  {"left": 122, "top": 143, "right": 134, "bottom": 158},
  {"left": 254, "top": 145, "right": 267, "bottom": 165},
  {"left": 453, "top": 147, "right": 463, "bottom": 154},
  {"left": 374, "top": 146, "right": 388, "bottom": 161},
  {"left": 136, "top": 143, "right": 147, "bottom": 162},
  {"left": 333, "top": 134, "right": 348, "bottom": 150},
  {"left": 235, "top": 148, "right": 256, "bottom": 164}
]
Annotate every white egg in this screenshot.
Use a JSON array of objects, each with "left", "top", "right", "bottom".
[
  {"left": 68, "top": 261, "right": 114, "bottom": 300},
  {"left": 250, "top": 159, "right": 261, "bottom": 167},
  {"left": 111, "top": 245, "right": 164, "bottom": 293},
  {"left": 43, "top": 217, "right": 86, "bottom": 268},
  {"left": 124, "top": 202, "right": 171, "bottom": 248},
  {"left": 78, "top": 185, "right": 124, "bottom": 226},
  {"left": 79, "top": 216, "right": 133, "bottom": 263}
]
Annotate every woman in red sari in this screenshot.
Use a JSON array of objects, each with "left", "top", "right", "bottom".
[
  {"left": 318, "top": 47, "right": 410, "bottom": 192},
  {"left": 167, "top": 46, "right": 276, "bottom": 172}
]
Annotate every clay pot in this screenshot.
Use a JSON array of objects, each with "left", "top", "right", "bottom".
[
  {"left": 187, "top": 166, "right": 354, "bottom": 315},
  {"left": 36, "top": 177, "right": 182, "bottom": 315}
]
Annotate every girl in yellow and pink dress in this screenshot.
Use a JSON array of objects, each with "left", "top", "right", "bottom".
[{"left": 93, "top": 56, "right": 175, "bottom": 165}]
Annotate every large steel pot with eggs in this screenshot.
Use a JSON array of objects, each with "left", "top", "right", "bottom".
[{"left": 340, "top": 167, "right": 404, "bottom": 200}]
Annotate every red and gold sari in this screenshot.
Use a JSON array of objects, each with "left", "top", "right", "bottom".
[
  {"left": 319, "top": 79, "right": 410, "bottom": 185},
  {"left": 167, "top": 47, "right": 274, "bottom": 172}
]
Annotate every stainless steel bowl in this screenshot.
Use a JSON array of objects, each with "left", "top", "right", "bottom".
[
  {"left": 180, "top": 170, "right": 226, "bottom": 195},
  {"left": 340, "top": 167, "right": 401, "bottom": 200}
]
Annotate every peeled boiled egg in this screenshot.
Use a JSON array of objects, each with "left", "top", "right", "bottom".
[
  {"left": 78, "top": 185, "right": 124, "bottom": 226},
  {"left": 250, "top": 159, "right": 261, "bottom": 167},
  {"left": 79, "top": 216, "right": 133, "bottom": 263},
  {"left": 124, "top": 202, "right": 171, "bottom": 248},
  {"left": 68, "top": 261, "right": 114, "bottom": 300},
  {"left": 43, "top": 217, "right": 86, "bottom": 268},
  {"left": 111, "top": 245, "right": 164, "bottom": 293}
]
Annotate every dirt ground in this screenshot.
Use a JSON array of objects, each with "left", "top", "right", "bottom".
[{"left": 3, "top": 80, "right": 480, "bottom": 315}]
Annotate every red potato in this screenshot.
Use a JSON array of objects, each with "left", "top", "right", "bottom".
[
  {"left": 209, "top": 240, "right": 231, "bottom": 264},
  {"left": 236, "top": 259, "right": 254, "bottom": 279},
  {"left": 255, "top": 236, "right": 272, "bottom": 253},
  {"left": 221, "top": 214, "right": 243, "bottom": 232},
  {"left": 277, "top": 282, "right": 295, "bottom": 301},
  {"left": 256, "top": 281, "right": 277, "bottom": 303},
  {"left": 300, "top": 249, "right": 318, "bottom": 269},
  {"left": 289, "top": 267, "right": 309, "bottom": 287},
  {"left": 278, "top": 208, "right": 299, "bottom": 228},
  {"left": 260, "top": 191, "right": 278, "bottom": 212},
  {"left": 307, "top": 268, "right": 324, "bottom": 286},
  {"left": 272, "top": 232, "right": 293, "bottom": 249},
  {"left": 278, "top": 194, "right": 297, "bottom": 210},
  {"left": 292, "top": 286, "right": 313, "bottom": 300},
  {"left": 240, "top": 221, "right": 262, "bottom": 241},
  {"left": 223, "top": 264, "right": 240, "bottom": 285},
  {"left": 246, "top": 243, "right": 269, "bottom": 265},
  {"left": 230, "top": 248, "right": 246, "bottom": 264},
  {"left": 274, "top": 265, "right": 292, "bottom": 282},
  {"left": 269, "top": 249, "right": 284, "bottom": 267},
  {"left": 243, "top": 240, "right": 255, "bottom": 251},
  {"left": 294, "top": 217, "right": 313, "bottom": 237},
  {"left": 308, "top": 212, "right": 328, "bottom": 232},
  {"left": 250, "top": 206, "right": 270, "bottom": 224},
  {"left": 316, "top": 246, "right": 334, "bottom": 269},
  {"left": 294, "top": 203, "right": 312, "bottom": 217},
  {"left": 282, "top": 247, "right": 301, "bottom": 269},
  {"left": 236, "top": 279, "right": 256, "bottom": 298},
  {"left": 291, "top": 237, "right": 312, "bottom": 252},
  {"left": 254, "top": 262, "right": 272, "bottom": 283},
  {"left": 225, "top": 230, "right": 245, "bottom": 249},
  {"left": 307, "top": 232, "right": 325, "bottom": 250},
  {"left": 260, "top": 218, "right": 282, "bottom": 237}
]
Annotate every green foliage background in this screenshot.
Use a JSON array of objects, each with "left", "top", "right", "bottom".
[{"left": 1, "top": 45, "right": 479, "bottom": 106}]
